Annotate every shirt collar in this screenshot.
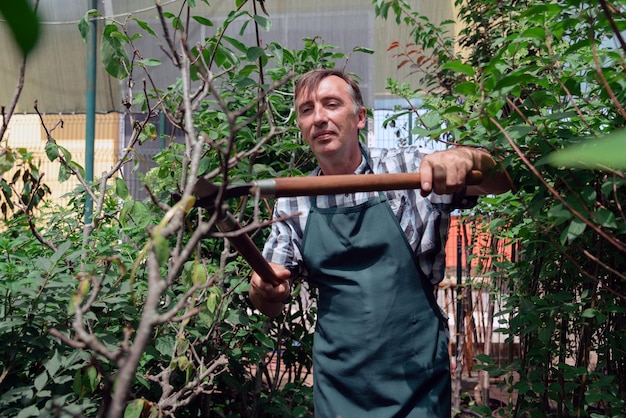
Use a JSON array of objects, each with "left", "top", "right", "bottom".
[{"left": 312, "top": 142, "right": 373, "bottom": 176}]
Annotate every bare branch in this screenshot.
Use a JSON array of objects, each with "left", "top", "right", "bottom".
[{"left": 0, "top": 56, "right": 27, "bottom": 141}]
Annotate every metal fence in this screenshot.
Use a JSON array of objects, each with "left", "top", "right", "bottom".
[{"left": 370, "top": 108, "right": 449, "bottom": 150}]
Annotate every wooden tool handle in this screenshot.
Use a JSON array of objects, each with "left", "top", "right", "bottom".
[
  {"left": 264, "top": 170, "right": 483, "bottom": 197},
  {"left": 216, "top": 212, "right": 281, "bottom": 286}
]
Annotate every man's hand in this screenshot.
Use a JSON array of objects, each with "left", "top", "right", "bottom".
[
  {"left": 249, "top": 262, "right": 292, "bottom": 317},
  {"left": 419, "top": 147, "right": 511, "bottom": 196}
]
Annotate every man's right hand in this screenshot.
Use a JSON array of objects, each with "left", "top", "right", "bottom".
[{"left": 249, "top": 262, "right": 292, "bottom": 317}]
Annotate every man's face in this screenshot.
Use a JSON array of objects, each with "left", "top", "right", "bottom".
[{"left": 296, "top": 76, "right": 366, "bottom": 160}]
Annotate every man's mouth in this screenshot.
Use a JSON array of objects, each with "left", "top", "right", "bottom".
[{"left": 313, "top": 130, "right": 334, "bottom": 140}]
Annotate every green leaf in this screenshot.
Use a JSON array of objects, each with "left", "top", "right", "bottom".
[
  {"left": 254, "top": 332, "right": 275, "bottom": 349},
  {"left": 206, "top": 293, "right": 218, "bottom": 315},
  {"left": 538, "top": 327, "right": 553, "bottom": 344},
  {"left": 547, "top": 203, "right": 572, "bottom": 226},
  {"left": 171, "top": 16, "right": 183, "bottom": 31},
  {"left": 520, "top": 27, "right": 546, "bottom": 41},
  {"left": 546, "top": 129, "right": 626, "bottom": 169},
  {"left": 601, "top": 177, "right": 626, "bottom": 196},
  {"left": 59, "top": 145, "right": 72, "bottom": 161},
  {"left": 494, "top": 74, "right": 528, "bottom": 91},
  {"left": 562, "top": 218, "right": 586, "bottom": 245},
  {"left": 222, "top": 35, "right": 247, "bottom": 53},
  {"left": 225, "top": 309, "right": 249, "bottom": 326},
  {"left": 45, "top": 142, "right": 60, "bottom": 161},
  {"left": 469, "top": 405, "right": 494, "bottom": 416},
  {"left": 101, "top": 24, "right": 130, "bottom": 79},
  {"left": 137, "top": 58, "right": 161, "bottom": 67},
  {"left": 34, "top": 371, "right": 48, "bottom": 391},
  {"left": 192, "top": 263, "right": 208, "bottom": 285},
  {"left": 213, "top": 42, "right": 240, "bottom": 67},
  {"left": 0, "top": 318, "right": 26, "bottom": 333},
  {"left": 153, "top": 233, "right": 170, "bottom": 267},
  {"left": 592, "top": 208, "right": 617, "bottom": 229},
  {"left": 521, "top": 3, "right": 562, "bottom": 20},
  {"left": 542, "top": 111, "right": 579, "bottom": 121},
  {"left": 138, "top": 122, "right": 157, "bottom": 143},
  {"left": 475, "top": 353, "right": 494, "bottom": 364},
  {"left": 353, "top": 46, "right": 375, "bottom": 54},
  {"left": 441, "top": 60, "right": 475, "bottom": 77},
  {"left": 78, "top": 10, "right": 100, "bottom": 43},
  {"left": 246, "top": 46, "right": 266, "bottom": 62},
  {"left": 193, "top": 16, "right": 213, "bottom": 26},
  {"left": 454, "top": 81, "right": 477, "bottom": 96},
  {"left": 253, "top": 14, "right": 272, "bottom": 31},
  {"left": 507, "top": 125, "right": 535, "bottom": 140},
  {"left": 122, "top": 201, "right": 152, "bottom": 229},
  {"left": 175, "top": 350, "right": 189, "bottom": 369},
  {"left": 154, "top": 334, "right": 175, "bottom": 356},
  {"left": 0, "top": 0, "right": 40, "bottom": 56},
  {"left": 234, "top": 76, "right": 256, "bottom": 89},
  {"left": 124, "top": 399, "right": 147, "bottom": 418},
  {"left": 73, "top": 369, "right": 84, "bottom": 397},
  {"left": 581, "top": 308, "right": 597, "bottom": 318},
  {"left": 84, "top": 366, "right": 100, "bottom": 393},
  {"left": 133, "top": 18, "right": 157, "bottom": 36},
  {"left": 44, "top": 350, "right": 62, "bottom": 378},
  {"left": 58, "top": 164, "right": 71, "bottom": 183},
  {"left": 115, "top": 178, "right": 129, "bottom": 199},
  {"left": 16, "top": 405, "right": 40, "bottom": 418},
  {"left": 67, "top": 162, "right": 84, "bottom": 180}
]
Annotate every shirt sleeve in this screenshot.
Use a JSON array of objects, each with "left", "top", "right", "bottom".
[
  {"left": 401, "top": 146, "right": 479, "bottom": 283},
  {"left": 261, "top": 195, "right": 309, "bottom": 273}
]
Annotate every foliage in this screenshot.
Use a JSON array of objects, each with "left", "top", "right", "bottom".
[
  {"left": 375, "top": 0, "right": 626, "bottom": 416},
  {"left": 0, "top": 1, "right": 372, "bottom": 417},
  {"left": 0, "top": 147, "right": 51, "bottom": 219}
]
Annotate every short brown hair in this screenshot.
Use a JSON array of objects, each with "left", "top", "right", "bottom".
[{"left": 294, "top": 69, "right": 364, "bottom": 114}]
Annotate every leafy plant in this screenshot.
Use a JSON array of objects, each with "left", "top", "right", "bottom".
[
  {"left": 0, "top": 0, "right": 378, "bottom": 416},
  {"left": 376, "top": 0, "right": 626, "bottom": 416}
]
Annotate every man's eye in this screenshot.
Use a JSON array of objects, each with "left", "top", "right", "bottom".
[{"left": 300, "top": 107, "right": 312, "bottom": 114}]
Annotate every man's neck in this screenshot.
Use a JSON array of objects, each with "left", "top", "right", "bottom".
[
  {"left": 318, "top": 154, "right": 362, "bottom": 175},
  {"left": 317, "top": 143, "right": 363, "bottom": 175}
]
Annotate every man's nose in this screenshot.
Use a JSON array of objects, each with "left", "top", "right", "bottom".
[{"left": 312, "top": 106, "right": 327, "bottom": 124}]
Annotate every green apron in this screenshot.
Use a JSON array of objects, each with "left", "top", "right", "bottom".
[{"left": 301, "top": 191, "right": 451, "bottom": 418}]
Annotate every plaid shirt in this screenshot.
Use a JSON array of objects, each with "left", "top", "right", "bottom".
[{"left": 262, "top": 144, "right": 477, "bottom": 284}]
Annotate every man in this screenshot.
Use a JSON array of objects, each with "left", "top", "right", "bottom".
[{"left": 249, "top": 69, "right": 511, "bottom": 417}]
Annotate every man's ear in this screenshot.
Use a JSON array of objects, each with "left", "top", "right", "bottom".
[{"left": 357, "top": 106, "right": 367, "bottom": 129}]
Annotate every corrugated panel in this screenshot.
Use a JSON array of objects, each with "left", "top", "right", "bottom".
[
  {"left": 373, "top": 1, "right": 459, "bottom": 100},
  {"left": 1, "top": 0, "right": 456, "bottom": 113},
  {"left": 0, "top": 1, "right": 119, "bottom": 113}
]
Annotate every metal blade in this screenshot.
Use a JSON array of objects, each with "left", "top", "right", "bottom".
[{"left": 193, "top": 177, "right": 253, "bottom": 210}]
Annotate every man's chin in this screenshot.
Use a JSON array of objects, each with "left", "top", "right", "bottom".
[
  {"left": 311, "top": 146, "right": 337, "bottom": 158},
  {"left": 311, "top": 140, "right": 337, "bottom": 153}
]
